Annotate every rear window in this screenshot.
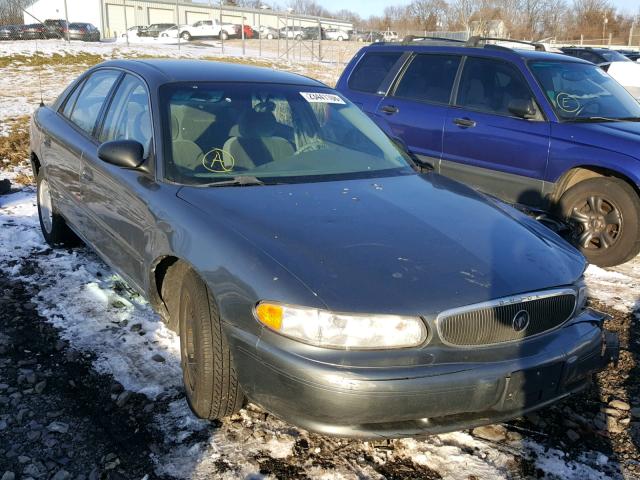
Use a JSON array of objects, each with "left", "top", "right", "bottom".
[
  {"left": 348, "top": 52, "right": 402, "bottom": 94},
  {"left": 393, "top": 54, "right": 461, "bottom": 104}
]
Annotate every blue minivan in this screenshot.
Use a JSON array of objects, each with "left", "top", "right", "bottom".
[{"left": 336, "top": 40, "right": 640, "bottom": 267}]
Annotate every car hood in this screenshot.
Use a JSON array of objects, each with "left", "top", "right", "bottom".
[
  {"left": 177, "top": 173, "right": 584, "bottom": 315},
  {"left": 552, "top": 121, "right": 640, "bottom": 158}
]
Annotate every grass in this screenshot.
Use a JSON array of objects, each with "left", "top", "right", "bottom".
[
  {"left": 0, "top": 116, "right": 32, "bottom": 185},
  {"left": 0, "top": 52, "right": 105, "bottom": 69}
]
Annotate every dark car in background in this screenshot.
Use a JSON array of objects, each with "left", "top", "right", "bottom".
[
  {"left": 0, "top": 24, "right": 22, "bottom": 40},
  {"left": 138, "top": 23, "right": 176, "bottom": 38},
  {"left": 29, "top": 59, "right": 617, "bottom": 438},
  {"left": 43, "top": 19, "right": 69, "bottom": 39},
  {"left": 302, "top": 25, "right": 325, "bottom": 40},
  {"left": 353, "top": 30, "right": 384, "bottom": 42},
  {"left": 68, "top": 23, "right": 100, "bottom": 41},
  {"left": 336, "top": 40, "right": 640, "bottom": 267},
  {"left": 21, "top": 23, "right": 48, "bottom": 39}
]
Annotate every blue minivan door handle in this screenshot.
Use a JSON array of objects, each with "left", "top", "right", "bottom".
[
  {"left": 381, "top": 105, "right": 399, "bottom": 115},
  {"left": 453, "top": 117, "right": 476, "bottom": 128}
]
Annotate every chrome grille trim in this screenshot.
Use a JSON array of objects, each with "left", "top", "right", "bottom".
[{"left": 436, "top": 288, "right": 577, "bottom": 348}]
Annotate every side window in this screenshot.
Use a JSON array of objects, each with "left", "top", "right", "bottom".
[
  {"left": 347, "top": 52, "right": 402, "bottom": 94},
  {"left": 68, "top": 70, "right": 120, "bottom": 135},
  {"left": 99, "top": 74, "right": 152, "bottom": 157},
  {"left": 456, "top": 57, "right": 535, "bottom": 117},
  {"left": 61, "top": 79, "right": 85, "bottom": 118},
  {"left": 393, "top": 54, "right": 461, "bottom": 104}
]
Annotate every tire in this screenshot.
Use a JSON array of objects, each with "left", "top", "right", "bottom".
[
  {"left": 165, "top": 262, "right": 245, "bottom": 420},
  {"left": 337, "top": 36, "right": 343, "bottom": 41},
  {"left": 181, "top": 31, "right": 191, "bottom": 41},
  {"left": 36, "top": 170, "right": 78, "bottom": 248},
  {"left": 295, "top": 34, "right": 301, "bottom": 40},
  {"left": 266, "top": 33, "right": 273, "bottom": 40},
  {"left": 557, "top": 177, "right": 640, "bottom": 267},
  {"left": 220, "top": 31, "right": 228, "bottom": 41}
]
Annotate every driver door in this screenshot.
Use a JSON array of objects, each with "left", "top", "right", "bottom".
[
  {"left": 441, "top": 56, "right": 551, "bottom": 206},
  {"left": 80, "top": 73, "right": 155, "bottom": 289}
]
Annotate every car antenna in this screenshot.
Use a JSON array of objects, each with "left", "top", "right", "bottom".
[{"left": 21, "top": 6, "right": 46, "bottom": 107}]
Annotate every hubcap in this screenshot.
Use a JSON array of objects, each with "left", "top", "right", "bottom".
[
  {"left": 38, "top": 178, "right": 53, "bottom": 234},
  {"left": 569, "top": 195, "right": 622, "bottom": 250}
]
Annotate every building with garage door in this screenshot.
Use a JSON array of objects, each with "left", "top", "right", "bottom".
[{"left": 24, "top": 0, "right": 352, "bottom": 39}]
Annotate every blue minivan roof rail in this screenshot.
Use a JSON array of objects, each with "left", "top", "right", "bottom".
[{"left": 466, "top": 36, "right": 546, "bottom": 51}]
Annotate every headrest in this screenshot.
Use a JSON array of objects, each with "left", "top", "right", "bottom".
[{"left": 231, "top": 106, "right": 278, "bottom": 138}]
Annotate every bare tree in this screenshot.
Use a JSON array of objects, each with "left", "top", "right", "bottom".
[
  {"left": 409, "top": 0, "right": 449, "bottom": 31},
  {"left": 0, "top": 0, "right": 35, "bottom": 25}
]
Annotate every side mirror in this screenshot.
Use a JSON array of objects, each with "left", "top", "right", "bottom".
[
  {"left": 97, "top": 140, "right": 145, "bottom": 169},
  {"left": 508, "top": 99, "right": 538, "bottom": 120}
]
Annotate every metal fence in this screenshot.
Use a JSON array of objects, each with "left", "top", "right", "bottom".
[{"left": 5, "top": 0, "right": 371, "bottom": 66}]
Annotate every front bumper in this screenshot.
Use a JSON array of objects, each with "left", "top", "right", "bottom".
[{"left": 230, "top": 308, "right": 617, "bottom": 438}]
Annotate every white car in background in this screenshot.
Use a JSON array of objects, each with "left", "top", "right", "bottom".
[
  {"left": 382, "top": 30, "right": 398, "bottom": 42},
  {"left": 324, "top": 28, "right": 349, "bottom": 41},
  {"left": 178, "top": 19, "right": 238, "bottom": 41},
  {"left": 561, "top": 47, "right": 640, "bottom": 100}
]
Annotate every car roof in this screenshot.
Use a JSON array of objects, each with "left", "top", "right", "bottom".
[
  {"left": 361, "top": 43, "right": 590, "bottom": 63},
  {"left": 96, "top": 59, "right": 326, "bottom": 87}
]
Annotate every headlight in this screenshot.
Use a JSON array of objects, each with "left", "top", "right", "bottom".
[
  {"left": 254, "top": 302, "right": 427, "bottom": 350},
  {"left": 576, "top": 280, "right": 589, "bottom": 312}
]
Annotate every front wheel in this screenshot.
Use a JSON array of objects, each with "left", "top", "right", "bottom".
[
  {"left": 181, "top": 31, "right": 191, "bottom": 41},
  {"left": 295, "top": 34, "right": 301, "bottom": 40},
  {"left": 266, "top": 33, "right": 273, "bottom": 40},
  {"left": 337, "top": 36, "right": 344, "bottom": 41},
  {"left": 558, "top": 177, "right": 640, "bottom": 267},
  {"left": 169, "top": 263, "right": 245, "bottom": 420},
  {"left": 220, "top": 31, "right": 228, "bottom": 41},
  {"left": 36, "top": 171, "right": 78, "bottom": 247}
]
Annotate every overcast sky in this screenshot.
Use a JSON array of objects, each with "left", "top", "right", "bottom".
[{"left": 311, "top": 0, "right": 639, "bottom": 16}]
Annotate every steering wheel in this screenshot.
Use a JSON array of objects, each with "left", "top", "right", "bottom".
[
  {"left": 575, "top": 99, "right": 601, "bottom": 117},
  {"left": 294, "top": 140, "right": 329, "bottom": 156}
]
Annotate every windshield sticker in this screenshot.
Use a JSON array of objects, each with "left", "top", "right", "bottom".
[
  {"left": 300, "top": 92, "right": 346, "bottom": 104},
  {"left": 556, "top": 93, "right": 580, "bottom": 113},
  {"left": 203, "top": 148, "right": 234, "bottom": 173}
]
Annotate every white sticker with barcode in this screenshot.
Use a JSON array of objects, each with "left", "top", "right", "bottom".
[{"left": 300, "top": 92, "right": 345, "bottom": 104}]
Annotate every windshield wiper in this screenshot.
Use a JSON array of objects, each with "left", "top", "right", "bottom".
[
  {"left": 198, "top": 176, "right": 265, "bottom": 188},
  {"left": 567, "top": 116, "right": 640, "bottom": 123},
  {"left": 567, "top": 116, "right": 625, "bottom": 123}
]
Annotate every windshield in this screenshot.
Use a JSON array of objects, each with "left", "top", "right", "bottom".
[
  {"left": 529, "top": 61, "right": 640, "bottom": 121},
  {"left": 160, "top": 82, "right": 413, "bottom": 185}
]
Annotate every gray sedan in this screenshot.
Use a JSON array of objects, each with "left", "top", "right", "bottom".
[{"left": 30, "top": 59, "right": 618, "bottom": 438}]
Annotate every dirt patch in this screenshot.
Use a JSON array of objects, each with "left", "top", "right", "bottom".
[
  {"left": 0, "top": 116, "right": 30, "bottom": 173},
  {"left": 0, "top": 52, "right": 105, "bottom": 69}
]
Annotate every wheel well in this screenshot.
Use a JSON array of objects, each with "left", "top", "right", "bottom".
[
  {"left": 553, "top": 167, "right": 640, "bottom": 202},
  {"left": 31, "top": 152, "right": 41, "bottom": 176},
  {"left": 151, "top": 255, "right": 180, "bottom": 311}
]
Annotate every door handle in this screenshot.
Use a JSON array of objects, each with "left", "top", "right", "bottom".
[
  {"left": 43, "top": 136, "right": 51, "bottom": 148},
  {"left": 381, "top": 105, "right": 399, "bottom": 115},
  {"left": 453, "top": 117, "right": 476, "bottom": 128}
]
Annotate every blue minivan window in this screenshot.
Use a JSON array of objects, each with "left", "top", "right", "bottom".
[
  {"left": 394, "top": 54, "right": 460, "bottom": 104},
  {"left": 348, "top": 52, "right": 402, "bottom": 94},
  {"left": 529, "top": 61, "right": 640, "bottom": 121}
]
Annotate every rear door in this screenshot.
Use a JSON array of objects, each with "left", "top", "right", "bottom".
[
  {"left": 80, "top": 73, "right": 155, "bottom": 290},
  {"left": 337, "top": 50, "right": 407, "bottom": 117},
  {"left": 375, "top": 53, "right": 461, "bottom": 165},
  {"left": 441, "top": 56, "right": 550, "bottom": 206}
]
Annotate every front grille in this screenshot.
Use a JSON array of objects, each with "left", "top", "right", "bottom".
[{"left": 437, "top": 290, "right": 576, "bottom": 347}]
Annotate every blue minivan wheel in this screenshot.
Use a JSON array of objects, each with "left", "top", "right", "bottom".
[{"left": 559, "top": 177, "right": 640, "bottom": 267}]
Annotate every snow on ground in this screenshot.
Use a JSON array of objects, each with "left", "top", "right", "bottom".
[{"left": 1, "top": 40, "right": 639, "bottom": 479}]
